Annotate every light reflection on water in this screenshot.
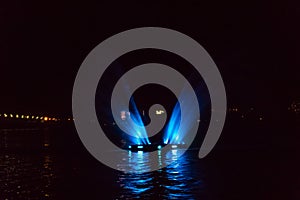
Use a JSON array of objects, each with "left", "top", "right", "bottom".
[
  {"left": 115, "top": 149, "right": 204, "bottom": 200},
  {"left": 0, "top": 153, "right": 57, "bottom": 200},
  {"left": 0, "top": 150, "right": 204, "bottom": 200},
  {"left": 0, "top": 130, "right": 205, "bottom": 199}
]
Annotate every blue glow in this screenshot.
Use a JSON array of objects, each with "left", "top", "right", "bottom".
[
  {"left": 129, "top": 98, "right": 151, "bottom": 145},
  {"left": 137, "top": 151, "right": 143, "bottom": 155},
  {"left": 163, "top": 87, "right": 200, "bottom": 145},
  {"left": 157, "top": 145, "right": 162, "bottom": 150},
  {"left": 171, "top": 149, "right": 178, "bottom": 155},
  {"left": 137, "top": 146, "right": 143, "bottom": 149},
  {"left": 128, "top": 145, "right": 132, "bottom": 149},
  {"left": 116, "top": 149, "right": 201, "bottom": 199},
  {"left": 158, "top": 150, "right": 161, "bottom": 155},
  {"left": 115, "top": 97, "right": 151, "bottom": 145},
  {"left": 163, "top": 102, "right": 181, "bottom": 144}
]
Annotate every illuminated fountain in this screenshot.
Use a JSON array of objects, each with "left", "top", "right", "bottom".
[
  {"left": 125, "top": 99, "right": 193, "bottom": 151},
  {"left": 120, "top": 85, "right": 199, "bottom": 152}
]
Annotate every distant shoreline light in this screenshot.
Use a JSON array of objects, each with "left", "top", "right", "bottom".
[{"left": 0, "top": 113, "right": 74, "bottom": 122}]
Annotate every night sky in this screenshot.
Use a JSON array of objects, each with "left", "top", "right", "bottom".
[{"left": 0, "top": 0, "right": 299, "bottom": 115}]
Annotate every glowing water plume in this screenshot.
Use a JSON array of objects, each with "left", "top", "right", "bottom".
[
  {"left": 163, "top": 86, "right": 200, "bottom": 145},
  {"left": 113, "top": 97, "right": 150, "bottom": 145},
  {"left": 163, "top": 102, "right": 181, "bottom": 144},
  {"left": 129, "top": 97, "right": 151, "bottom": 145},
  {"left": 109, "top": 75, "right": 152, "bottom": 145}
]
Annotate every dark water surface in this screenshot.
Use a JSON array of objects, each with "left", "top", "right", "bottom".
[{"left": 0, "top": 128, "right": 299, "bottom": 200}]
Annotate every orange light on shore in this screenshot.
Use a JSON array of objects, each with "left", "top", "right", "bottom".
[{"left": 44, "top": 117, "right": 48, "bottom": 121}]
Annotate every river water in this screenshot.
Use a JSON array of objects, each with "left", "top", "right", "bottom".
[{"left": 0, "top": 128, "right": 299, "bottom": 200}]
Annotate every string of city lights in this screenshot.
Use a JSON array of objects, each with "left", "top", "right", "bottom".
[
  {"left": 0, "top": 106, "right": 274, "bottom": 124},
  {"left": 0, "top": 113, "right": 73, "bottom": 122}
]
